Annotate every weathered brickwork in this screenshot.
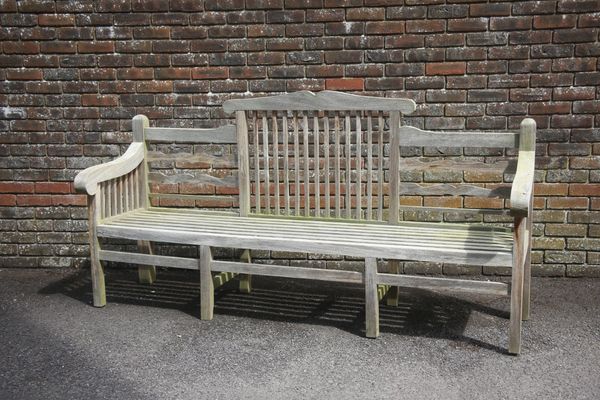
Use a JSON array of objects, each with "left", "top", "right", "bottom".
[{"left": 0, "top": 0, "right": 599, "bottom": 277}]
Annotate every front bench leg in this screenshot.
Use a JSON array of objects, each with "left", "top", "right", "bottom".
[
  {"left": 88, "top": 196, "right": 106, "bottom": 307},
  {"left": 386, "top": 260, "right": 401, "bottom": 307},
  {"left": 137, "top": 240, "right": 156, "bottom": 284},
  {"left": 365, "top": 257, "right": 380, "bottom": 338},
  {"left": 509, "top": 216, "right": 526, "bottom": 354},
  {"left": 199, "top": 245, "right": 214, "bottom": 320}
]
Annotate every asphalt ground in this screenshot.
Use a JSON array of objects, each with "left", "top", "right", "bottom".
[{"left": 0, "top": 268, "right": 598, "bottom": 400}]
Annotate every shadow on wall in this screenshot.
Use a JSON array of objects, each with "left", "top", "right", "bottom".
[{"left": 40, "top": 268, "right": 510, "bottom": 354}]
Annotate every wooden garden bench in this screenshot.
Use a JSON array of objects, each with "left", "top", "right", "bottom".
[{"left": 75, "top": 91, "right": 535, "bottom": 354}]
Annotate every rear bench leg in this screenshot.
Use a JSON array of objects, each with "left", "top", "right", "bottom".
[
  {"left": 199, "top": 245, "right": 214, "bottom": 320},
  {"left": 509, "top": 216, "right": 526, "bottom": 354},
  {"left": 522, "top": 212, "right": 533, "bottom": 321},
  {"left": 238, "top": 249, "right": 252, "bottom": 293},
  {"left": 137, "top": 240, "right": 156, "bottom": 284},
  {"left": 386, "top": 260, "right": 401, "bottom": 307},
  {"left": 88, "top": 196, "right": 106, "bottom": 307},
  {"left": 365, "top": 257, "right": 379, "bottom": 338}
]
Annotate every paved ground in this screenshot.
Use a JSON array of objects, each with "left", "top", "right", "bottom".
[{"left": 0, "top": 268, "right": 598, "bottom": 400}]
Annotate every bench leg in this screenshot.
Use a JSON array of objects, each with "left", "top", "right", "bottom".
[
  {"left": 386, "top": 260, "right": 401, "bottom": 307},
  {"left": 238, "top": 249, "right": 252, "bottom": 294},
  {"left": 88, "top": 196, "right": 106, "bottom": 307},
  {"left": 137, "top": 240, "right": 156, "bottom": 284},
  {"left": 509, "top": 216, "right": 526, "bottom": 355},
  {"left": 522, "top": 214, "right": 532, "bottom": 321},
  {"left": 199, "top": 245, "right": 214, "bottom": 320},
  {"left": 365, "top": 257, "right": 379, "bottom": 338}
]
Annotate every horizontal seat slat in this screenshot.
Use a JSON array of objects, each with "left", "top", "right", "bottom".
[
  {"left": 98, "top": 208, "right": 513, "bottom": 266},
  {"left": 115, "top": 210, "right": 513, "bottom": 246}
]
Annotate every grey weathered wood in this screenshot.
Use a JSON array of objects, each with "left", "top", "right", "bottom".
[
  {"left": 334, "top": 113, "right": 341, "bottom": 218},
  {"left": 262, "top": 114, "right": 271, "bottom": 213},
  {"left": 237, "top": 111, "right": 251, "bottom": 217},
  {"left": 283, "top": 115, "right": 290, "bottom": 214},
  {"left": 223, "top": 90, "right": 417, "bottom": 113},
  {"left": 510, "top": 118, "right": 536, "bottom": 216},
  {"left": 386, "top": 260, "right": 400, "bottom": 306},
  {"left": 293, "top": 112, "right": 300, "bottom": 216},
  {"left": 389, "top": 111, "right": 401, "bottom": 224},
  {"left": 253, "top": 111, "right": 261, "bottom": 213},
  {"left": 199, "top": 245, "right": 214, "bottom": 320},
  {"left": 273, "top": 112, "right": 280, "bottom": 215},
  {"left": 137, "top": 240, "right": 156, "bottom": 284},
  {"left": 366, "top": 113, "right": 373, "bottom": 220},
  {"left": 400, "top": 158, "right": 515, "bottom": 173},
  {"left": 88, "top": 195, "right": 106, "bottom": 307},
  {"left": 400, "top": 183, "right": 511, "bottom": 198},
  {"left": 313, "top": 115, "right": 320, "bottom": 215},
  {"left": 345, "top": 114, "right": 352, "bottom": 218},
  {"left": 355, "top": 114, "right": 362, "bottom": 220},
  {"left": 324, "top": 116, "right": 331, "bottom": 217},
  {"left": 509, "top": 216, "right": 526, "bottom": 354},
  {"left": 523, "top": 195, "right": 533, "bottom": 321},
  {"left": 399, "top": 126, "right": 520, "bottom": 148},
  {"left": 145, "top": 125, "right": 236, "bottom": 143},
  {"left": 365, "top": 257, "right": 379, "bottom": 338},
  {"left": 74, "top": 142, "right": 144, "bottom": 195},
  {"left": 303, "top": 114, "right": 310, "bottom": 216},
  {"left": 378, "top": 273, "right": 509, "bottom": 296},
  {"left": 377, "top": 112, "right": 384, "bottom": 221},
  {"left": 212, "top": 260, "right": 363, "bottom": 284},
  {"left": 99, "top": 249, "right": 198, "bottom": 270},
  {"left": 238, "top": 249, "right": 252, "bottom": 293}
]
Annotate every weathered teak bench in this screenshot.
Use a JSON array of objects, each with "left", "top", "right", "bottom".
[{"left": 75, "top": 91, "right": 536, "bottom": 354}]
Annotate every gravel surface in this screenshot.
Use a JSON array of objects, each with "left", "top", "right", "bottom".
[{"left": 0, "top": 268, "right": 598, "bottom": 400}]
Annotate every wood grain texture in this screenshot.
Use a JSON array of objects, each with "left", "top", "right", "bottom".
[
  {"left": 238, "top": 249, "right": 253, "bottom": 294},
  {"left": 199, "top": 245, "right": 214, "bottom": 320},
  {"left": 88, "top": 195, "right": 106, "bottom": 307},
  {"left": 74, "top": 142, "right": 145, "bottom": 195},
  {"left": 137, "top": 240, "right": 156, "bottom": 284},
  {"left": 365, "top": 257, "right": 379, "bottom": 338},
  {"left": 236, "top": 111, "right": 250, "bottom": 217},
  {"left": 510, "top": 118, "right": 536, "bottom": 216},
  {"left": 377, "top": 273, "right": 509, "bottom": 296},
  {"left": 399, "top": 126, "right": 519, "bottom": 148},
  {"left": 509, "top": 216, "right": 526, "bottom": 354},
  {"left": 223, "top": 90, "right": 417, "bottom": 113},
  {"left": 145, "top": 125, "right": 236, "bottom": 143}
]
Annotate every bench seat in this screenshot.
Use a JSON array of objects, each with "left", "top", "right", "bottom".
[{"left": 97, "top": 207, "right": 514, "bottom": 267}]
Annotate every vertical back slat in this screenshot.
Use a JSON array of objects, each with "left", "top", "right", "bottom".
[
  {"left": 283, "top": 115, "right": 290, "bottom": 214},
  {"left": 262, "top": 114, "right": 270, "bottom": 213},
  {"left": 303, "top": 113, "right": 310, "bottom": 216},
  {"left": 377, "top": 112, "right": 384, "bottom": 221},
  {"left": 355, "top": 114, "right": 362, "bottom": 220},
  {"left": 253, "top": 111, "right": 260, "bottom": 214},
  {"left": 236, "top": 110, "right": 251, "bottom": 217},
  {"left": 334, "top": 112, "right": 341, "bottom": 218},
  {"left": 345, "top": 114, "right": 351, "bottom": 219},
  {"left": 367, "top": 113, "right": 373, "bottom": 221},
  {"left": 324, "top": 116, "right": 330, "bottom": 217},
  {"left": 313, "top": 115, "right": 320, "bottom": 217},
  {"left": 272, "top": 112, "right": 280, "bottom": 215},
  {"left": 389, "top": 111, "right": 401, "bottom": 225},
  {"left": 123, "top": 174, "right": 129, "bottom": 212},
  {"left": 117, "top": 176, "right": 123, "bottom": 214},
  {"left": 293, "top": 112, "right": 300, "bottom": 216}
]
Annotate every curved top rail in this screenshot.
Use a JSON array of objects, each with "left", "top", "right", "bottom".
[{"left": 223, "top": 90, "right": 417, "bottom": 114}]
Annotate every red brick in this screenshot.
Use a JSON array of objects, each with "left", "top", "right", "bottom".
[
  {"left": 35, "top": 182, "right": 71, "bottom": 194},
  {"left": 78, "top": 42, "right": 115, "bottom": 53},
  {"left": 533, "top": 15, "right": 577, "bottom": 29},
  {"left": 426, "top": 62, "right": 466, "bottom": 76},
  {"left": 52, "top": 195, "right": 87, "bottom": 206},
  {"left": 117, "top": 68, "right": 154, "bottom": 80},
  {"left": 38, "top": 14, "right": 75, "bottom": 26},
  {"left": 16, "top": 195, "right": 53, "bottom": 206},
  {"left": 325, "top": 78, "right": 364, "bottom": 91},
  {"left": 6, "top": 69, "right": 43, "bottom": 80},
  {"left": 81, "top": 94, "right": 119, "bottom": 107},
  {"left": 534, "top": 183, "right": 569, "bottom": 196},
  {"left": 192, "top": 67, "right": 229, "bottom": 80},
  {"left": 0, "top": 182, "right": 35, "bottom": 193},
  {"left": 0, "top": 195, "right": 16, "bottom": 206},
  {"left": 570, "top": 184, "right": 600, "bottom": 196},
  {"left": 405, "top": 20, "right": 444, "bottom": 33}
]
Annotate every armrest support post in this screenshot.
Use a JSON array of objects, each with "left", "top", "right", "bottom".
[{"left": 510, "top": 118, "right": 536, "bottom": 217}]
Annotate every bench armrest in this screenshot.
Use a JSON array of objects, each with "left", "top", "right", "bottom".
[
  {"left": 510, "top": 119, "right": 536, "bottom": 216},
  {"left": 74, "top": 142, "right": 145, "bottom": 196}
]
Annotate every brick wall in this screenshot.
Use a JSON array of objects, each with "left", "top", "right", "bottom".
[{"left": 0, "top": 0, "right": 599, "bottom": 276}]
